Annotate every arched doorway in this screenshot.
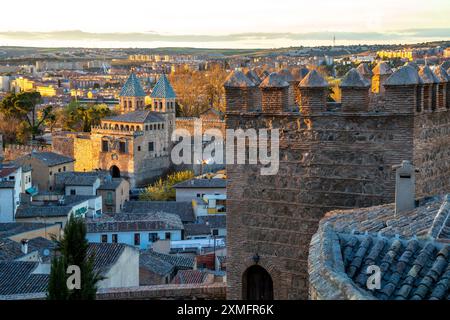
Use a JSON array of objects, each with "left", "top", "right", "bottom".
[
  {"left": 110, "top": 165, "right": 120, "bottom": 178},
  {"left": 242, "top": 265, "right": 273, "bottom": 300}
]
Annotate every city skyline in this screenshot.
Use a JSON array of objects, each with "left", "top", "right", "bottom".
[{"left": 0, "top": 0, "right": 449, "bottom": 48}]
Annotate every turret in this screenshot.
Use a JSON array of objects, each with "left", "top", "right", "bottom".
[
  {"left": 418, "top": 66, "right": 440, "bottom": 111},
  {"left": 259, "top": 73, "right": 289, "bottom": 113},
  {"left": 298, "top": 70, "right": 328, "bottom": 115},
  {"left": 356, "top": 63, "right": 373, "bottom": 84},
  {"left": 340, "top": 68, "right": 370, "bottom": 112},
  {"left": 278, "top": 69, "right": 296, "bottom": 109},
  {"left": 245, "top": 70, "right": 262, "bottom": 109},
  {"left": 384, "top": 65, "right": 421, "bottom": 114},
  {"left": 224, "top": 70, "right": 258, "bottom": 112},
  {"left": 372, "top": 62, "right": 392, "bottom": 94},
  {"left": 433, "top": 66, "right": 449, "bottom": 109},
  {"left": 119, "top": 72, "right": 146, "bottom": 113},
  {"left": 291, "top": 67, "right": 309, "bottom": 106},
  {"left": 150, "top": 74, "right": 177, "bottom": 113}
]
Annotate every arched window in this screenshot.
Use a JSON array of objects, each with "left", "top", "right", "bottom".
[
  {"left": 125, "top": 125, "right": 130, "bottom": 131},
  {"left": 130, "top": 126, "right": 135, "bottom": 131}
]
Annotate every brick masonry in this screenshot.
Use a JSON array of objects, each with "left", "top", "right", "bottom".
[{"left": 225, "top": 74, "right": 450, "bottom": 299}]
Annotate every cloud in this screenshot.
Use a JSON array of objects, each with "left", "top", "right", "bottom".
[{"left": 0, "top": 28, "right": 449, "bottom": 43}]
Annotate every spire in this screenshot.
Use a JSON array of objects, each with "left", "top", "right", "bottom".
[
  {"left": 150, "top": 74, "right": 176, "bottom": 99},
  {"left": 120, "top": 72, "right": 146, "bottom": 97}
]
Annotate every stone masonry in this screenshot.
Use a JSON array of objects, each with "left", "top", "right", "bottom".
[{"left": 225, "top": 65, "right": 450, "bottom": 300}]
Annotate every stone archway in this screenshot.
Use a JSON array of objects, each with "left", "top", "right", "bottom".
[
  {"left": 242, "top": 265, "right": 274, "bottom": 300},
  {"left": 110, "top": 165, "right": 120, "bottom": 178}
]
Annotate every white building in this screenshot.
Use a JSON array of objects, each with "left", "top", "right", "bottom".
[
  {"left": 0, "top": 166, "right": 23, "bottom": 222},
  {"left": 86, "top": 212, "right": 183, "bottom": 250},
  {"left": 173, "top": 178, "right": 226, "bottom": 202}
]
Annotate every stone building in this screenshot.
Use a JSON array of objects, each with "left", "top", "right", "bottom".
[
  {"left": 224, "top": 64, "right": 450, "bottom": 299},
  {"left": 53, "top": 73, "right": 176, "bottom": 188}
]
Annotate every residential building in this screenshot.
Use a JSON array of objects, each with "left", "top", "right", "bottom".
[
  {"left": 86, "top": 212, "right": 184, "bottom": 250},
  {"left": 173, "top": 178, "right": 226, "bottom": 202},
  {"left": 0, "top": 166, "right": 23, "bottom": 222},
  {"left": 16, "top": 151, "right": 75, "bottom": 192},
  {"left": 96, "top": 178, "right": 130, "bottom": 214}
]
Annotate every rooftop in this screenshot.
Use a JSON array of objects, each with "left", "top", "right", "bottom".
[
  {"left": 340, "top": 68, "right": 370, "bottom": 88},
  {"left": 173, "top": 178, "right": 226, "bottom": 189},
  {"left": 87, "top": 242, "right": 129, "bottom": 275},
  {"left": 140, "top": 252, "right": 174, "bottom": 276},
  {"left": 299, "top": 70, "right": 328, "bottom": 88},
  {"left": 22, "top": 152, "right": 74, "bottom": 167},
  {"left": 150, "top": 74, "right": 176, "bottom": 99},
  {"left": 356, "top": 63, "right": 373, "bottom": 77},
  {"left": 119, "top": 73, "right": 146, "bottom": 97},
  {"left": 259, "top": 72, "right": 289, "bottom": 88},
  {"left": 123, "top": 201, "right": 195, "bottom": 223},
  {"left": 372, "top": 62, "right": 393, "bottom": 76},
  {"left": 171, "top": 269, "right": 208, "bottom": 285},
  {"left": 141, "top": 250, "right": 195, "bottom": 270},
  {"left": 0, "top": 261, "right": 49, "bottom": 297},
  {"left": 384, "top": 66, "right": 421, "bottom": 86},
  {"left": 223, "top": 70, "right": 255, "bottom": 88},
  {"left": 103, "top": 110, "right": 165, "bottom": 124}
]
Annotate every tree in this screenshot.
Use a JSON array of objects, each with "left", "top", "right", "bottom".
[
  {"left": 140, "top": 170, "right": 194, "bottom": 201},
  {"left": 0, "top": 91, "right": 54, "bottom": 141},
  {"left": 47, "top": 215, "right": 103, "bottom": 300},
  {"left": 47, "top": 256, "right": 69, "bottom": 300},
  {"left": 58, "top": 102, "right": 114, "bottom": 132}
]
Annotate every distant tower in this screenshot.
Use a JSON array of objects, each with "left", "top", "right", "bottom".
[
  {"left": 150, "top": 74, "right": 177, "bottom": 146},
  {"left": 333, "top": 35, "right": 336, "bottom": 47},
  {"left": 119, "top": 72, "right": 146, "bottom": 114}
]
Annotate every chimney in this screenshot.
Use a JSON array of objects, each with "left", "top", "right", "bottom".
[
  {"left": 392, "top": 160, "right": 417, "bottom": 215},
  {"left": 21, "top": 239, "right": 29, "bottom": 254}
]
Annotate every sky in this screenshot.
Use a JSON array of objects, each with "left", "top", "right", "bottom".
[{"left": 0, "top": 0, "right": 449, "bottom": 48}]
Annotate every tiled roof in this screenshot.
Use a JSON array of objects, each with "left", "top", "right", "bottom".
[
  {"left": 171, "top": 270, "right": 208, "bottom": 285},
  {"left": 123, "top": 201, "right": 195, "bottom": 223},
  {"left": 15, "top": 205, "right": 72, "bottom": 219},
  {"left": 432, "top": 66, "right": 449, "bottom": 83},
  {"left": 87, "top": 243, "right": 127, "bottom": 274},
  {"left": 98, "top": 178, "right": 124, "bottom": 191},
  {"left": 173, "top": 178, "right": 226, "bottom": 189},
  {"left": 86, "top": 212, "right": 184, "bottom": 233},
  {"left": 340, "top": 68, "right": 370, "bottom": 88},
  {"left": 0, "top": 167, "right": 19, "bottom": 179},
  {"left": 103, "top": 110, "right": 164, "bottom": 124},
  {"left": 260, "top": 72, "right": 289, "bottom": 88},
  {"left": 140, "top": 252, "right": 174, "bottom": 276},
  {"left": 356, "top": 63, "right": 373, "bottom": 77},
  {"left": 299, "top": 70, "right": 328, "bottom": 88},
  {"left": 197, "top": 215, "right": 226, "bottom": 229},
  {"left": 385, "top": 66, "right": 421, "bottom": 86},
  {"left": 142, "top": 250, "right": 195, "bottom": 270},
  {"left": 309, "top": 194, "right": 450, "bottom": 300},
  {"left": 184, "top": 223, "right": 211, "bottom": 237},
  {"left": 223, "top": 70, "right": 255, "bottom": 88},
  {"left": 372, "top": 62, "right": 392, "bottom": 75},
  {"left": 418, "top": 66, "right": 439, "bottom": 84},
  {"left": 0, "top": 222, "right": 54, "bottom": 239},
  {"left": 0, "top": 238, "right": 24, "bottom": 261},
  {"left": 277, "top": 69, "right": 294, "bottom": 83},
  {"left": 291, "top": 67, "right": 309, "bottom": 81},
  {"left": 150, "top": 74, "right": 176, "bottom": 99},
  {"left": 0, "top": 261, "right": 49, "bottom": 296},
  {"left": 119, "top": 73, "right": 146, "bottom": 97},
  {"left": 245, "top": 70, "right": 262, "bottom": 86},
  {"left": 25, "top": 151, "right": 74, "bottom": 167},
  {"left": 64, "top": 175, "right": 99, "bottom": 187}
]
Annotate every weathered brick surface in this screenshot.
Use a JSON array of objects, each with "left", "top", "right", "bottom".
[{"left": 226, "top": 82, "right": 450, "bottom": 300}]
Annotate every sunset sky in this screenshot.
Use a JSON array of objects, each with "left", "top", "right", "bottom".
[{"left": 0, "top": 0, "right": 449, "bottom": 48}]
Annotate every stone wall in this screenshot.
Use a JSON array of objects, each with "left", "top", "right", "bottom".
[
  {"left": 225, "top": 79, "right": 450, "bottom": 300},
  {"left": 3, "top": 144, "right": 50, "bottom": 161},
  {"left": 176, "top": 118, "right": 225, "bottom": 136}
]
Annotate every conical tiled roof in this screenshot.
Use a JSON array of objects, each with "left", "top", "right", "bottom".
[
  {"left": 372, "top": 62, "right": 393, "bottom": 75},
  {"left": 120, "top": 73, "right": 146, "bottom": 97},
  {"left": 441, "top": 61, "right": 450, "bottom": 71},
  {"left": 405, "top": 62, "right": 419, "bottom": 71},
  {"left": 150, "top": 74, "right": 176, "bottom": 99},
  {"left": 384, "top": 66, "right": 421, "bottom": 86},
  {"left": 223, "top": 70, "right": 255, "bottom": 87},
  {"left": 418, "top": 66, "right": 439, "bottom": 84},
  {"left": 432, "top": 66, "right": 449, "bottom": 83},
  {"left": 299, "top": 70, "right": 328, "bottom": 88},
  {"left": 245, "top": 70, "right": 262, "bottom": 86},
  {"left": 340, "top": 68, "right": 370, "bottom": 88},
  {"left": 356, "top": 63, "right": 373, "bottom": 77},
  {"left": 291, "top": 67, "right": 310, "bottom": 81},
  {"left": 278, "top": 69, "right": 294, "bottom": 83},
  {"left": 259, "top": 72, "right": 289, "bottom": 88}
]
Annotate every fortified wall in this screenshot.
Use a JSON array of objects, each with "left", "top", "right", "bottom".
[
  {"left": 3, "top": 144, "right": 51, "bottom": 161},
  {"left": 224, "top": 65, "right": 450, "bottom": 299}
]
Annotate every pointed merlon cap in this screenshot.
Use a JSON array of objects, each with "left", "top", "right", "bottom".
[
  {"left": 405, "top": 61, "right": 419, "bottom": 71},
  {"left": 120, "top": 72, "right": 146, "bottom": 97},
  {"left": 372, "top": 62, "right": 393, "bottom": 76},
  {"left": 340, "top": 68, "right": 370, "bottom": 88},
  {"left": 432, "top": 66, "right": 450, "bottom": 83},
  {"left": 299, "top": 70, "right": 328, "bottom": 88},
  {"left": 356, "top": 63, "right": 373, "bottom": 77},
  {"left": 259, "top": 70, "right": 270, "bottom": 79},
  {"left": 384, "top": 65, "right": 421, "bottom": 86},
  {"left": 291, "top": 67, "right": 310, "bottom": 81},
  {"left": 150, "top": 74, "right": 177, "bottom": 99},
  {"left": 418, "top": 66, "right": 439, "bottom": 84},
  {"left": 245, "top": 69, "right": 262, "bottom": 86},
  {"left": 278, "top": 69, "right": 295, "bottom": 83},
  {"left": 224, "top": 70, "right": 255, "bottom": 88},
  {"left": 441, "top": 61, "right": 450, "bottom": 71},
  {"left": 259, "top": 72, "right": 289, "bottom": 88}
]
